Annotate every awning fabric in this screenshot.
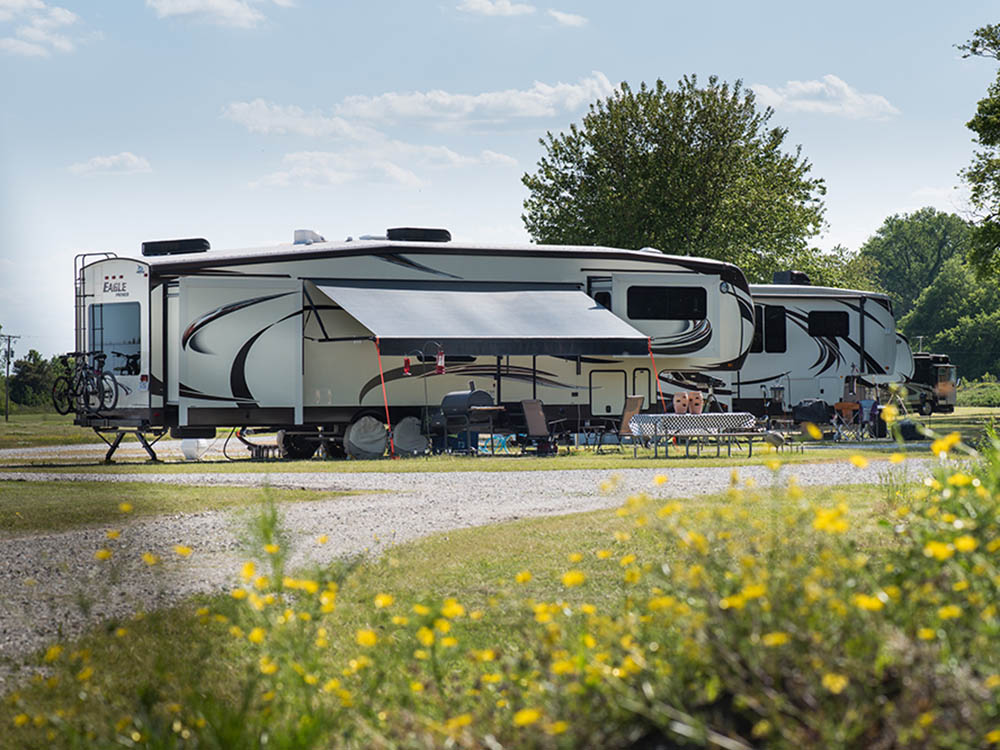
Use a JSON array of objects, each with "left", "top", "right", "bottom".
[{"left": 310, "top": 280, "right": 650, "bottom": 356}]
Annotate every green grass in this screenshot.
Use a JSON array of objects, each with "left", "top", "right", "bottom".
[
  {"left": 0, "top": 482, "right": 358, "bottom": 534},
  {"left": 0, "top": 412, "right": 110, "bottom": 450}
]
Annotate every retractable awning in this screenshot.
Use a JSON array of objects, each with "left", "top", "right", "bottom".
[{"left": 309, "top": 280, "right": 650, "bottom": 356}]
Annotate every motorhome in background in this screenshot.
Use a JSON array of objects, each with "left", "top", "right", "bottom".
[
  {"left": 904, "top": 352, "right": 957, "bottom": 415},
  {"left": 71, "top": 228, "right": 754, "bottom": 458},
  {"left": 714, "top": 272, "right": 913, "bottom": 419}
]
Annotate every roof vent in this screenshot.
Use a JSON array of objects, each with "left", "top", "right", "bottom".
[
  {"left": 638, "top": 246, "right": 663, "bottom": 254},
  {"left": 141, "top": 238, "right": 210, "bottom": 257},
  {"left": 386, "top": 227, "right": 451, "bottom": 243},
  {"left": 294, "top": 229, "right": 326, "bottom": 245},
  {"left": 772, "top": 270, "right": 811, "bottom": 286}
]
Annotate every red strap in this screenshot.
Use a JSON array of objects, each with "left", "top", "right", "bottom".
[
  {"left": 374, "top": 338, "right": 396, "bottom": 458},
  {"left": 648, "top": 338, "right": 667, "bottom": 413}
]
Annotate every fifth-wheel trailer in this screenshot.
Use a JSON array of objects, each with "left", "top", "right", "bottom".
[
  {"left": 73, "top": 227, "right": 754, "bottom": 458},
  {"left": 716, "top": 277, "right": 914, "bottom": 417}
]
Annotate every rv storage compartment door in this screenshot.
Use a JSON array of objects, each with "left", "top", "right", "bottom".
[{"left": 178, "top": 278, "right": 302, "bottom": 426}]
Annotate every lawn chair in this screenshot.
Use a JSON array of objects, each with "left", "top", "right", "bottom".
[
  {"left": 520, "top": 400, "right": 566, "bottom": 455},
  {"left": 597, "top": 394, "right": 646, "bottom": 455}
]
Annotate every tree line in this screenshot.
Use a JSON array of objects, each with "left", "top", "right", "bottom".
[
  {"left": 0, "top": 338, "right": 70, "bottom": 410},
  {"left": 520, "top": 25, "right": 1000, "bottom": 380}
]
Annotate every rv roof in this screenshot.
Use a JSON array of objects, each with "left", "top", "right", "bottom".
[
  {"left": 141, "top": 237, "right": 740, "bottom": 277},
  {"left": 749, "top": 283, "right": 890, "bottom": 301}
]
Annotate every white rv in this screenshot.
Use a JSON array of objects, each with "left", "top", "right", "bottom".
[
  {"left": 73, "top": 228, "right": 754, "bottom": 458},
  {"left": 714, "top": 280, "right": 913, "bottom": 417}
]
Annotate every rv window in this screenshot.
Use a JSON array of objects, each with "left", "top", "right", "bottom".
[
  {"left": 626, "top": 286, "right": 707, "bottom": 320},
  {"left": 89, "top": 302, "right": 141, "bottom": 363},
  {"left": 750, "top": 305, "right": 764, "bottom": 353},
  {"left": 808, "top": 310, "right": 849, "bottom": 338},
  {"left": 593, "top": 291, "right": 612, "bottom": 309},
  {"left": 764, "top": 305, "right": 787, "bottom": 353}
]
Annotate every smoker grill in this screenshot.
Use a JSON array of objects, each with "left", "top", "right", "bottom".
[{"left": 430, "top": 382, "right": 494, "bottom": 453}]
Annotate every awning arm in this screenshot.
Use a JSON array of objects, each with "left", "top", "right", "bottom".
[
  {"left": 307, "top": 335, "right": 377, "bottom": 344},
  {"left": 302, "top": 287, "right": 332, "bottom": 341}
]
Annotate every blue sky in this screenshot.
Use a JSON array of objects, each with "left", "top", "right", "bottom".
[{"left": 1, "top": 0, "right": 997, "bottom": 357}]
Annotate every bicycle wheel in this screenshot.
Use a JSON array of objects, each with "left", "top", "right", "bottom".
[
  {"left": 100, "top": 372, "right": 119, "bottom": 410},
  {"left": 81, "top": 373, "right": 100, "bottom": 411},
  {"left": 51, "top": 376, "right": 74, "bottom": 415}
]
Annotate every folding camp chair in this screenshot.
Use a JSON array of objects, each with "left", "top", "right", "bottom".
[
  {"left": 597, "top": 394, "right": 646, "bottom": 455},
  {"left": 519, "top": 400, "right": 567, "bottom": 455}
]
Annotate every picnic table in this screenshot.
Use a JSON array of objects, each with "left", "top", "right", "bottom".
[{"left": 628, "top": 412, "right": 766, "bottom": 457}]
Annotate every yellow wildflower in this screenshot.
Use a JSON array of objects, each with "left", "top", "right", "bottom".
[
  {"left": 391, "top": 615, "right": 409, "bottom": 626},
  {"left": 141, "top": 552, "right": 159, "bottom": 566},
  {"left": 413, "top": 603, "right": 431, "bottom": 616},
  {"left": 761, "top": 632, "right": 789, "bottom": 647},
  {"left": 596, "top": 549, "right": 612, "bottom": 559},
  {"left": 356, "top": 629, "right": 377, "bottom": 647},
  {"left": 987, "top": 729, "right": 1000, "bottom": 744},
  {"left": 938, "top": 605, "right": 962, "bottom": 620},
  {"left": 263, "top": 543, "right": 279, "bottom": 555},
  {"left": 43, "top": 644, "right": 63, "bottom": 662},
  {"left": 546, "top": 721, "right": 569, "bottom": 735},
  {"left": 445, "top": 714, "right": 472, "bottom": 732},
  {"left": 849, "top": 455, "right": 869, "bottom": 469},
  {"left": 515, "top": 570, "right": 532, "bottom": 584},
  {"left": 821, "top": 672, "right": 848, "bottom": 694},
  {"left": 918, "top": 628, "right": 936, "bottom": 640},
  {"left": 240, "top": 561, "right": 255, "bottom": 581},
  {"left": 258, "top": 656, "right": 278, "bottom": 675},
  {"left": 954, "top": 535, "right": 978, "bottom": 552},
  {"left": 409, "top": 681, "right": 424, "bottom": 693},
  {"left": 247, "top": 627, "right": 266, "bottom": 644},
  {"left": 118, "top": 502, "right": 133, "bottom": 513},
  {"left": 881, "top": 404, "right": 899, "bottom": 423},
  {"left": 173, "top": 545, "right": 192, "bottom": 558},
  {"left": 804, "top": 422, "right": 823, "bottom": 439},
  {"left": 653, "top": 474, "right": 668, "bottom": 486},
  {"left": 562, "top": 570, "right": 586, "bottom": 587},
  {"left": 923, "top": 541, "right": 955, "bottom": 561},
  {"left": 441, "top": 598, "right": 465, "bottom": 619},
  {"left": 106, "top": 529, "right": 121, "bottom": 540},
  {"left": 94, "top": 548, "right": 112, "bottom": 561},
  {"left": 852, "top": 593, "right": 885, "bottom": 611},
  {"left": 890, "top": 452, "right": 905, "bottom": 464},
  {"left": 13, "top": 713, "right": 29, "bottom": 728},
  {"left": 416, "top": 626, "right": 435, "bottom": 647},
  {"left": 513, "top": 708, "right": 541, "bottom": 726},
  {"left": 373, "top": 593, "right": 394, "bottom": 609},
  {"left": 316, "top": 534, "right": 328, "bottom": 545}
]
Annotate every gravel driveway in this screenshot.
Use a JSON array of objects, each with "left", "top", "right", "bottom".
[{"left": 0, "top": 458, "right": 930, "bottom": 690}]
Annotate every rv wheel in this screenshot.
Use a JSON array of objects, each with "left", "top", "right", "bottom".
[
  {"left": 278, "top": 430, "right": 318, "bottom": 460},
  {"left": 344, "top": 415, "right": 388, "bottom": 460},
  {"left": 919, "top": 398, "right": 934, "bottom": 417}
]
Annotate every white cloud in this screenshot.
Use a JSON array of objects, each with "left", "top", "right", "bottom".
[
  {"left": 548, "top": 9, "right": 586, "bottom": 26},
  {"left": 222, "top": 99, "right": 380, "bottom": 140},
  {"left": 457, "top": 0, "right": 535, "bottom": 16},
  {"left": 336, "top": 71, "right": 614, "bottom": 123},
  {"left": 69, "top": 152, "right": 152, "bottom": 175},
  {"left": 0, "top": 0, "right": 82, "bottom": 56},
  {"left": 752, "top": 74, "right": 900, "bottom": 120},
  {"left": 251, "top": 143, "right": 516, "bottom": 190},
  {"left": 145, "top": 0, "right": 290, "bottom": 28}
]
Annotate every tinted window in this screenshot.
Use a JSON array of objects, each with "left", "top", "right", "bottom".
[
  {"left": 764, "top": 305, "right": 787, "bottom": 353},
  {"left": 89, "top": 302, "right": 141, "bottom": 359},
  {"left": 808, "top": 310, "right": 849, "bottom": 338},
  {"left": 594, "top": 291, "right": 611, "bottom": 309},
  {"left": 627, "top": 286, "right": 707, "bottom": 320},
  {"left": 750, "top": 305, "right": 764, "bottom": 353}
]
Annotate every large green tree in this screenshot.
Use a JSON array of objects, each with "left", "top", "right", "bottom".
[
  {"left": 9, "top": 349, "right": 53, "bottom": 407},
  {"left": 857, "top": 207, "right": 970, "bottom": 317},
  {"left": 521, "top": 75, "right": 826, "bottom": 281},
  {"left": 959, "top": 24, "right": 1000, "bottom": 276}
]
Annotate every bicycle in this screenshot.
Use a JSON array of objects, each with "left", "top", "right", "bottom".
[
  {"left": 51, "top": 351, "right": 119, "bottom": 414},
  {"left": 112, "top": 351, "right": 140, "bottom": 376}
]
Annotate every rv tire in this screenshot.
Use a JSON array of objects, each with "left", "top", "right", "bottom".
[{"left": 919, "top": 398, "right": 934, "bottom": 417}]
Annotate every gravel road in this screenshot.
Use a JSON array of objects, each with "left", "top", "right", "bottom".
[{"left": 0, "top": 458, "right": 931, "bottom": 690}]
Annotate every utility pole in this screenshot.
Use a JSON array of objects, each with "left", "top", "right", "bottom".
[{"left": 1, "top": 334, "right": 20, "bottom": 422}]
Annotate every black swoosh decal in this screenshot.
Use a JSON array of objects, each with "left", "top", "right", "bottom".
[
  {"left": 378, "top": 254, "right": 462, "bottom": 279},
  {"left": 182, "top": 292, "right": 295, "bottom": 353}
]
